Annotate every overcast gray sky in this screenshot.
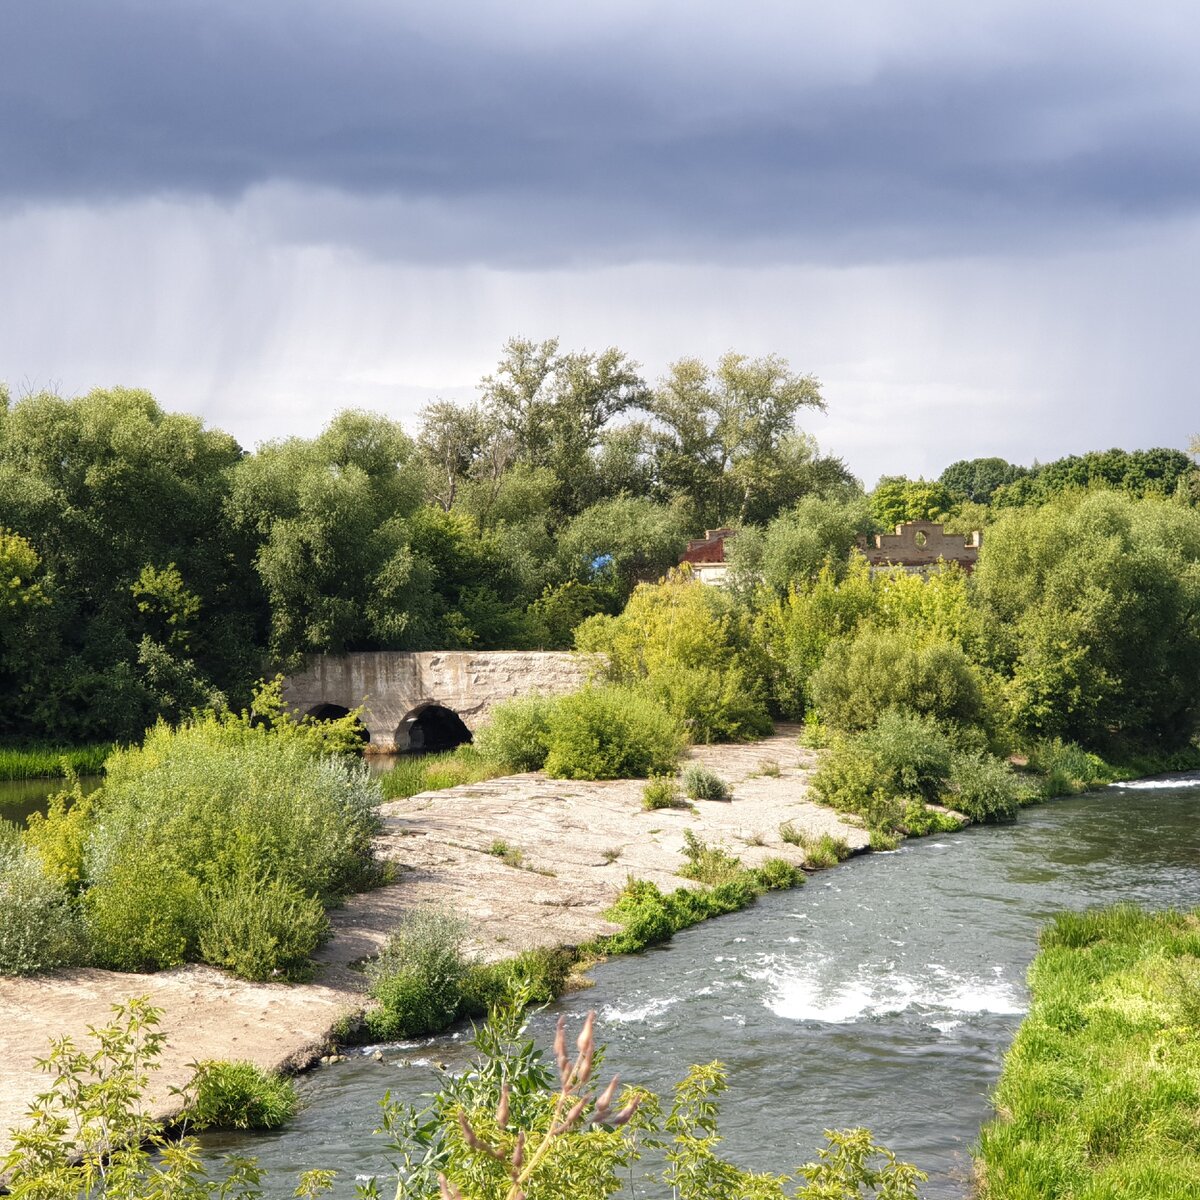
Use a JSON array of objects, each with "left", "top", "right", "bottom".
[{"left": 2, "top": 0, "right": 1198, "bottom": 484}]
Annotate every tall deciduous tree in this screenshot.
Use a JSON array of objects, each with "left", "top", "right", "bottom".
[
  {"left": 226, "top": 410, "right": 431, "bottom": 665},
  {"left": 648, "top": 352, "right": 827, "bottom": 526}
]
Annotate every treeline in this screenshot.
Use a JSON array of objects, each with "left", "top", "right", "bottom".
[
  {"left": 1, "top": 338, "right": 1198, "bottom": 748},
  {"left": 0, "top": 339, "right": 853, "bottom": 743}
]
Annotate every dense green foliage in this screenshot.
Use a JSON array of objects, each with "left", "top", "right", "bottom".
[
  {"left": 978, "top": 906, "right": 1200, "bottom": 1198},
  {"left": 542, "top": 686, "right": 683, "bottom": 780},
  {"left": 2, "top": 691, "right": 381, "bottom": 980},
  {"left": 0, "top": 343, "right": 855, "bottom": 743},
  {"left": 0, "top": 821, "right": 88, "bottom": 975},
  {"left": 184, "top": 1060, "right": 299, "bottom": 1131}
]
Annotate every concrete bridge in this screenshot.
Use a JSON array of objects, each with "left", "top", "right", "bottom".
[{"left": 281, "top": 650, "right": 590, "bottom": 751}]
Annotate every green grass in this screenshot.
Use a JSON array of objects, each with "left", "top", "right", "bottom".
[
  {"left": 378, "top": 746, "right": 507, "bottom": 799},
  {"left": 977, "top": 904, "right": 1200, "bottom": 1199},
  {"left": 0, "top": 742, "right": 112, "bottom": 780}
]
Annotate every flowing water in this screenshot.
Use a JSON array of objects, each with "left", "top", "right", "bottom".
[{"left": 206, "top": 777, "right": 1200, "bottom": 1197}]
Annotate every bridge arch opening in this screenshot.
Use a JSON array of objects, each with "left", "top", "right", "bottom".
[
  {"left": 399, "top": 704, "right": 472, "bottom": 753},
  {"left": 304, "top": 703, "right": 371, "bottom": 745}
]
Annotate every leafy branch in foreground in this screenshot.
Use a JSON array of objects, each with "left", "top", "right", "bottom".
[{"left": 366, "top": 984, "right": 926, "bottom": 1200}]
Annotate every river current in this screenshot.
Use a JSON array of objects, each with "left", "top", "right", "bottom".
[{"left": 205, "top": 777, "right": 1200, "bottom": 1197}]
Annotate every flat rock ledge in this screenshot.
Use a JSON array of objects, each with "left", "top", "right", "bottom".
[{"left": 0, "top": 726, "right": 863, "bottom": 1155}]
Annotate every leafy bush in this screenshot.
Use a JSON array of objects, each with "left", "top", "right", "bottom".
[
  {"left": 810, "top": 711, "right": 956, "bottom": 835},
  {"left": 780, "top": 825, "right": 852, "bottom": 868},
  {"left": 197, "top": 872, "right": 330, "bottom": 982},
  {"left": 379, "top": 745, "right": 506, "bottom": 799},
  {"left": 365, "top": 907, "right": 472, "bottom": 1040},
  {"left": 23, "top": 775, "right": 95, "bottom": 891},
  {"left": 678, "top": 829, "right": 743, "bottom": 886},
  {"left": 681, "top": 764, "right": 730, "bottom": 802},
  {"left": 460, "top": 947, "right": 575, "bottom": 1017},
  {"left": 752, "top": 857, "right": 806, "bottom": 890},
  {"left": 946, "top": 751, "right": 1022, "bottom": 822},
  {"left": 642, "top": 775, "right": 687, "bottom": 810},
  {"left": 91, "top": 713, "right": 381, "bottom": 909},
  {"left": 576, "top": 572, "right": 772, "bottom": 742},
  {"left": 184, "top": 1060, "right": 299, "bottom": 1130},
  {"left": 1025, "top": 738, "right": 1112, "bottom": 798},
  {"left": 0, "top": 830, "right": 88, "bottom": 975},
  {"left": 810, "top": 624, "right": 986, "bottom": 733},
  {"left": 474, "top": 696, "right": 557, "bottom": 772},
  {"left": 85, "top": 853, "right": 202, "bottom": 971},
  {"left": 542, "top": 686, "right": 682, "bottom": 780},
  {"left": 899, "top": 801, "right": 963, "bottom": 837},
  {"left": 597, "top": 867, "right": 798, "bottom": 957}
]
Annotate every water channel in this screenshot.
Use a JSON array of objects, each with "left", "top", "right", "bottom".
[{"left": 202, "top": 777, "right": 1199, "bottom": 1195}]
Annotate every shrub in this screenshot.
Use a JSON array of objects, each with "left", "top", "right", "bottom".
[
  {"left": 681, "top": 764, "right": 730, "bottom": 802},
  {"left": 474, "top": 696, "right": 557, "bottom": 772},
  {"left": 459, "top": 947, "right": 575, "bottom": 1017},
  {"left": 752, "top": 857, "right": 806, "bottom": 890},
  {"left": 810, "top": 710, "right": 956, "bottom": 838},
  {"left": 0, "top": 832, "right": 88, "bottom": 976},
  {"left": 899, "top": 801, "right": 963, "bottom": 837},
  {"left": 642, "top": 775, "right": 687, "bottom": 810},
  {"left": 576, "top": 572, "right": 773, "bottom": 742},
  {"left": 85, "top": 853, "right": 201, "bottom": 971},
  {"left": 810, "top": 625, "right": 986, "bottom": 733},
  {"left": 23, "top": 775, "right": 95, "bottom": 892},
  {"left": 678, "top": 829, "right": 743, "bottom": 886},
  {"left": 365, "top": 907, "right": 471, "bottom": 1040},
  {"left": 1025, "top": 738, "right": 1112, "bottom": 798},
  {"left": 184, "top": 1060, "right": 299, "bottom": 1130},
  {"left": 542, "top": 686, "right": 683, "bottom": 780},
  {"left": 946, "top": 751, "right": 1022, "bottom": 822},
  {"left": 91, "top": 714, "right": 381, "bottom": 909},
  {"left": 487, "top": 839, "right": 525, "bottom": 868},
  {"left": 197, "top": 872, "right": 330, "bottom": 982},
  {"left": 783, "top": 829, "right": 852, "bottom": 868}
]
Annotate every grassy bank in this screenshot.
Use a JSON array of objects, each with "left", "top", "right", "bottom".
[
  {"left": 0, "top": 742, "right": 113, "bottom": 781},
  {"left": 977, "top": 905, "right": 1200, "bottom": 1198}
]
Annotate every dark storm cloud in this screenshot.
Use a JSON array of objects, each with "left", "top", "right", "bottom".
[{"left": 3, "top": 1, "right": 1199, "bottom": 265}]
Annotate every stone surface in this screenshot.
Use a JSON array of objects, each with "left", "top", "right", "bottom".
[
  {"left": 857, "top": 520, "right": 981, "bottom": 573},
  {"left": 0, "top": 728, "right": 864, "bottom": 1157},
  {"left": 282, "top": 651, "right": 592, "bottom": 748}
]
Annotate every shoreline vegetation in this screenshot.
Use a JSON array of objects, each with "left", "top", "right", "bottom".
[
  {"left": 977, "top": 905, "right": 1200, "bottom": 1197},
  {"left": 0, "top": 742, "right": 112, "bottom": 781}
]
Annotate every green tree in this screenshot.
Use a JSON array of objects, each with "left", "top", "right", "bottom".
[
  {"left": 939, "top": 457, "right": 1026, "bottom": 503},
  {"left": 975, "top": 491, "right": 1200, "bottom": 748},
  {"left": 226, "top": 410, "right": 430, "bottom": 663},
  {"left": 0, "top": 388, "right": 259, "bottom": 741},
  {"left": 479, "top": 337, "right": 647, "bottom": 514},
  {"left": 648, "top": 353, "right": 827, "bottom": 526},
  {"left": 728, "top": 495, "right": 871, "bottom": 594},
  {"left": 869, "top": 477, "right": 955, "bottom": 528}
]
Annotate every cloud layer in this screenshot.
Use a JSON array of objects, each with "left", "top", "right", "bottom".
[{"left": 2, "top": 1, "right": 1198, "bottom": 482}]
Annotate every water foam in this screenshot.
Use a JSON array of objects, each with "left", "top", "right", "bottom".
[
  {"left": 600, "top": 995, "right": 680, "bottom": 1024},
  {"left": 1112, "top": 776, "right": 1200, "bottom": 790},
  {"left": 754, "top": 956, "right": 1025, "bottom": 1024}
]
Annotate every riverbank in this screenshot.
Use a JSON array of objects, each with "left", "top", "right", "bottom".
[
  {"left": 0, "top": 726, "right": 862, "bottom": 1153},
  {"left": 977, "top": 905, "right": 1200, "bottom": 1196}
]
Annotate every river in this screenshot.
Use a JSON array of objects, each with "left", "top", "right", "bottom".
[{"left": 204, "top": 776, "right": 1200, "bottom": 1197}]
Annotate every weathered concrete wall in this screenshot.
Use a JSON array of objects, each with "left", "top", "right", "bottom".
[
  {"left": 857, "top": 520, "right": 981, "bottom": 574},
  {"left": 281, "top": 651, "right": 591, "bottom": 749}
]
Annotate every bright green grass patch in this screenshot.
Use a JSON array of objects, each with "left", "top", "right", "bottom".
[
  {"left": 0, "top": 742, "right": 113, "bottom": 780},
  {"left": 977, "top": 904, "right": 1200, "bottom": 1199},
  {"left": 377, "top": 746, "right": 507, "bottom": 799}
]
